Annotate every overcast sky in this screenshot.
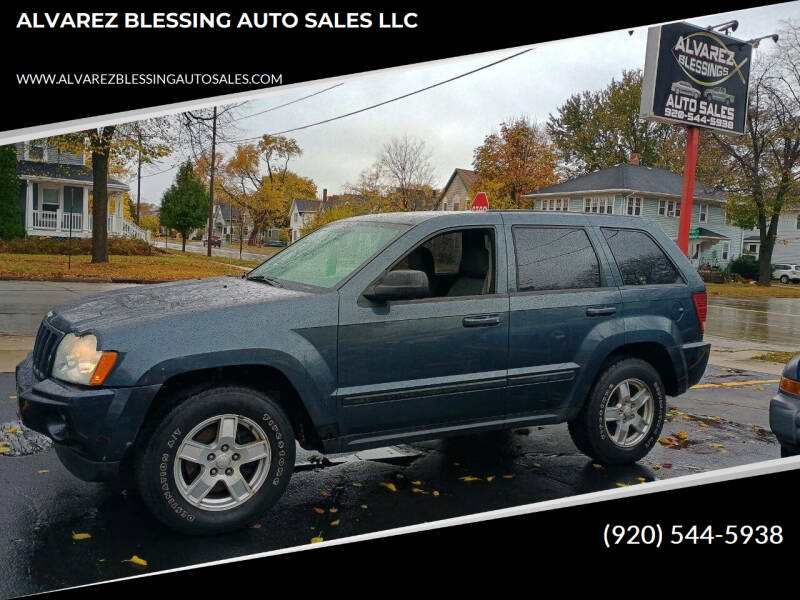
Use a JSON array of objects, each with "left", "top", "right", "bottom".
[{"left": 137, "top": 2, "right": 798, "bottom": 206}]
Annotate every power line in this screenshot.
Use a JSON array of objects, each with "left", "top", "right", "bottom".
[
  {"left": 234, "top": 82, "right": 345, "bottom": 121},
  {"left": 230, "top": 47, "right": 534, "bottom": 142}
]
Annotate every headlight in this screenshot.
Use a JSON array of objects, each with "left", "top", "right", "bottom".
[{"left": 52, "top": 333, "right": 118, "bottom": 386}]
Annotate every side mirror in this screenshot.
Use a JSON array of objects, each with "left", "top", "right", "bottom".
[{"left": 364, "top": 269, "right": 430, "bottom": 303}]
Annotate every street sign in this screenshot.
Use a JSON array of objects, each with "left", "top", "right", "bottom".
[
  {"left": 690, "top": 228, "right": 700, "bottom": 239},
  {"left": 471, "top": 192, "right": 489, "bottom": 211},
  {"left": 640, "top": 22, "right": 752, "bottom": 135}
]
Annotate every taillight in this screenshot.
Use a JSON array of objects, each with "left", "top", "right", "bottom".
[{"left": 692, "top": 291, "right": 707, "bottom": 333}]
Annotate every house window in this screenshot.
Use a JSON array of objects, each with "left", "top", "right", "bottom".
[
  {"left": 41, "top": 188, "right": 59, "bottom": 213},
  {"left": 659, "top": 200, "right": 680, "bottom": 217},
  {"left": 453, "top": 202, "right": 460, "bottom": 211},
  {"left": 722, "top": 242, "right": 730, "bottom": 260},
  {"left": 796, "top": 214, "right": 800, "bottom": 230},
  {"left": 543, "top": 198, "right": 568, "bottom": 211},
  {"left": 584, "top": 197, "right": 613, "bottom": 214},
  {"left": 626, "top": 197, "right": 641, "bottom": 216},
  {"left": 699, "top": 203, "right": 708, "bottom": 223}
]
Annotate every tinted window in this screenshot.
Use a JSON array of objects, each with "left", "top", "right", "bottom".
[
  {"left": 514, "top": 227, "right": 601, "bottom": 291},
  {"left": 602, "top": 228, "right": 682, "bottom": 286}
]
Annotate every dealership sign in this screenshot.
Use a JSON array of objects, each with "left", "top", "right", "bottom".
[{"left": 640, "top": 22, "right": 752, "bottom": 134}]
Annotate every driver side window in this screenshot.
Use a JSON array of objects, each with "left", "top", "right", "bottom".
[{"left": 392, "top": 228, "right": 495, "bottom": 298}]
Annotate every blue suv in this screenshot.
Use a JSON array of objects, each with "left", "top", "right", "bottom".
[{"left": 15, "top": 211, "right": 710, "bottom": 533}]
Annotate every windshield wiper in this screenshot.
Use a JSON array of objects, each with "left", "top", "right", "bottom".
[{"left": 246, "top": 274, "right": 283, "bottom": 288}]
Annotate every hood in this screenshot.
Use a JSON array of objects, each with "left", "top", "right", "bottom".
[{"left": 48, "top": 276, "right": 308, "bottom": 332}]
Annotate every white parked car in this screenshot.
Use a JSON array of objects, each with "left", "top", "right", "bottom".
[{"left": 773, "top": 264, "right": 800, "bottom": 284}]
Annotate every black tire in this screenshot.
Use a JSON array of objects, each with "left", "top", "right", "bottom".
[
  {"left": 568, "top": 358, "right": 666, "bottom": 465},
  {"left": 781, "top": 275, "right": 789, "bottom": 284},
  {"left": 134, "top": 385, "right": 295, "bottom": 535}
]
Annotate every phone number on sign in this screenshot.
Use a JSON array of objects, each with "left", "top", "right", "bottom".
[
  {"left": 663, "top": 108, "right": 734, "bottom": 130},
  {"left": 603, "top": 524, "right": 784, "bottom": 547}
]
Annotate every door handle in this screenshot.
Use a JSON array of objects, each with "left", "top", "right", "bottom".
[
  {"left": 462, "top": 314, "right": 501, "bottom": 327},
  {"left": 586, "top": 306, "right": 617, "bottom": 317}
]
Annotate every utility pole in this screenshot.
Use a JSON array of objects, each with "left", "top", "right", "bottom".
[{"left": 207, "top": 105, "right": 217, "bottom": 257}]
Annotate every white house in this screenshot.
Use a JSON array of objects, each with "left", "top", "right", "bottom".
[
  {"left": 203, "top": 203, "right": 282, "bottom": 245},
  {"left": 740, "top": 209, "right": 800, "bottom": 263},
  {"left": 525, "top": 161, "right": 743, "bottom": 268},
  {"left": 435, "top": 168, "right": 477, "bottom": 211},
  {"left": 288, "top": 198, "right": 324, "bottom": 243},
  {"left": 15, "top": 140, "right": 149, "bottom": 242}
]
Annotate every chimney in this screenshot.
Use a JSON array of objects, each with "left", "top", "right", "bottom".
[
  {"left": 629, "top": 152, "right": 641, "bottom": 166},
  {"left": 322, "top": 188, "right": 327, "bottom": 204}
]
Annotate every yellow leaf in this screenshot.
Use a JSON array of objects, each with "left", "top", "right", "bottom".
[
  {"left": 658, "top": 437, "right": 672, "bottom": 446},
  {"left": 321, "top": 490, "right": 330, "bottom": 497},
  {"left": 37, "top": 470, "right": 49, "bottom": 474},
  {"left": 352, "top": 482, "right": 363, "bottom": 488},
  {"left": 395, "top": 473, "right": 404, "bottom": 479},
  {"left": 636, "top": 477, "right": 646, "bottom": 483},
  {"left": 251, "top": 523, "right": 262, "bottom": 529},
  {"left": 72, "top": 532, "right": 91, "bottom": 541},
  {"left": 0, "top": 447, "right": 10, "bottom": 454},
  {"left": 432, "top": 491, "right": 440, "bottom": 496},
  {"left": 459, "top": 476, "right": 481, "bottom": 482},
  {"left": 9, "top": 395, "right": 17, "bottom": 400},
  {"left": 411, "top": 487, "right": 428, "bottom": 494},
  {"left": 532, "top": 462, "right": 541, "bottom": 468},
  {"left": 486, "top": 476, "right": 495, "bottom": 482},
  {"left": 310, "top": 537, "right": 324, "bottom": 544},
  {"left": 330, "top": 520, "right": 340, "bottom": 526},
  {"left": 379, "top": 482, "right": 397, "bottom": 492},
  {"left": 677, "top": 431, "right": 688, "bottom": 440},
  {"left": 502, "top": 474, "right": 515, "bottom": 480},
  {"left": 313, "top": 507, "right": 325, "bottom": 515},
  {"left": 652, "top": 464, "right": 661, "bottom": 470},
  {"left": 698, "top": 422, "right": 708, "bottom": 428},
  {"left": 361, "top": 504, "right": 368, "bottom": 509},
  {"left": 616, "top": 482, "right": 631, "bottom": 487},
  {"left": 592, "top": 463, "right": 605, "bottom": 469},
  {"left": 6, "top": 427, "right": 20, "bottom": 434},
  {"left": 329, "top": 507, "right": 338, "bottom": 513},
  {"left": 123, "top": 555, "right": 148, "bottom": 567},
  {"left": 411, "top": 480, "right": 422, "bottom": 486}
]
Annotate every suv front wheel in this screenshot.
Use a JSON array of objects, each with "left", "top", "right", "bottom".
[
  {"left": 568, "top": 358, "right": 666, "bottom": 464},
  {"left": 135, "top": 385, "right": 295, "bottom": 535}
]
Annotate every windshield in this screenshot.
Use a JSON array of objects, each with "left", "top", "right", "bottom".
[{"left": 248, "top": 220, "right": 408, "bottom": 289}]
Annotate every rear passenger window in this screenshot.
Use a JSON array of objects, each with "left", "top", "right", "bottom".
[
  {"left": 513, "top": 227, "right": 601, "bottom": 291},
  {"left": 602, "top": 228, "right": 682, "bottom": 286}
]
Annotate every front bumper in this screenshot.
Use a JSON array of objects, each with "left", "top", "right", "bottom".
[
  {"left": 770, "top": 390, "right": 800, "bottom": 454},
  {"left": 15, "top": 354, "right": 161, "bottom": 481}
]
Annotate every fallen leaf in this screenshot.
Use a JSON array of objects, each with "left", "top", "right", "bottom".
[
  {"left": 6, "top": 427, "right": 20, "bottom": 434},
  {"left": 329, "top": 507, "right": 338, "bottom": 513},
  {"left": 361, "top": 504, "right": 368, "bottom": 509},
  {"left": 486, "top": 476, "right": 495, "bottom": 482},
  {"left": 592, "top": 463, "right": 605, "bottom": 470},
  {"left": 532, "top": 462, "right": 541, "bottom": 468},
  {"left": 459, "top": 476, "right": 481, "bottom": 482},
  {"left": 330, "top": 520, "right": 340, "bottom": 526},
  {"left": 352, "top": 482, "right": 363, "bottom": 488},
  {"left": 37, "top": 470, "right": 49, "bottom": 474},
  {"left": 616, "top": 482, "right": 631, "bottom": 487},
  {"left": 9, "top": 395, "right": 17, "bottom": 400},
  {"left": 658, "top": 437, "right": 673, "bottom": 446},
  {"left": 123, "top": 555, "right": 148, "bottom": 567},
  {"left": 652, "top": 464, "right": 661, "bottom": 470},
  {"left": 72, "top": 532, "right": 92, "bottom": 541},
  {"left": 411, "top": 487, "right": 428, "bottom": 494},
  {"left": 677, "top": 430, "right": 688, "bottom": 440},
  {"left": 636, "top": 477, "right": 646, "bottom": 483},
  {"left": 251, "top": 523, "right": 262, "bottom": 529},
  {"left": 395, "top": 473, "right": 404, "bottom": 479},
  {"left": 432, "top": 491, "right": 440, "bottom": 496},
  {"left": 411, "top": 480, "right": 422, "bottom": 486},
  {"left": 313, "top": 507, "right": 325, "bottom": 515},
  {"left": 310, "top": 537, "right": 324, "bottom": 544},
  {"left": 379, "top": 482, "right": 397, "bottom": 492},
  {"left": 321, "top": 490, "right": 330, "bottom": 497},
  {"left": 502, "top": 474, "right": 515, "bottom": 480},
  {"left": 662, "top": 463, "right": 673, "bottom": 469}
]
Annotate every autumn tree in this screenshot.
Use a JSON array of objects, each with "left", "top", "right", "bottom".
[
  {"left": 472, "top": 116, "right": 560, "bottom": 208},
  {"left": 49, "top": 120, "right": 170, "bottom": 262},
  {"left": 159, "top": 162, "right": 210, "bottom": 251},
  {"left": 547, "top": 70, "right": 681, "bottom": 176},
  {"left": 707, "top": 25, "right": 800, "bottom": 285},
  {"left": 373, "top": 135, "right": 436, "bottom": 211},
  {"left": 0, "top": 145, "right": 23, "bottom": 240}
]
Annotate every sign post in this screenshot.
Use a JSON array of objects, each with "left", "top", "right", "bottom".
[{"left": 640, "top": 22, "right": 752, "bottom": 256}]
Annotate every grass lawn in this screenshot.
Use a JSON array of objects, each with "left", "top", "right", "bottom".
[
  {"left": 164, "top": 249, "right": 261, "bottom": 269},
  {"left": 0, "top": 253, "right": 259, "bottom": 282},
  {"left": 754, "top": 351, "right": 797, "bottom": 364},
  {"left": 705, "top": 282, "right": 800, "bottom": 298}
]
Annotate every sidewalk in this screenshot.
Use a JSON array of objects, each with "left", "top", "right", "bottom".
[{"left": 0, "top": 336, "right": 32, "bottom": 373}]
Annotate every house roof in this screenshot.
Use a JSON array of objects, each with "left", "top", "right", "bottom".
[
  {"left": 744, "top": 235, "right": 761, "bottom": 242},
  {"left": 696, "top": 227, "right": 729, "bottom": 240},
  {"left": 437, "top": 168, "right": 477, "bottom": 205},
  {"left": 17, "top": 160, "right": 129, "bottom": 190},
  {"left": 525, "top": 163, "right": 726, "bottom": 203},
  {"left": 292, "top": 198, "right": 323, "bottom": 213}
]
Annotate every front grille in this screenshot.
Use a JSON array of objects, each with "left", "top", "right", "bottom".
[{"left": 32, "top": 319, "right": 63, "bottom": 380}]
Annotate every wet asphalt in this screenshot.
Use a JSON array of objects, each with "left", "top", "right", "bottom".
[{"left": 0, "top": 365, "right": 782, "bottom": 597}]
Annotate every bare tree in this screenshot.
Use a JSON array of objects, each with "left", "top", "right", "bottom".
[
  {"left": 710, "top": 23, "right": 800, "bottom": 285},
  {"left": 377, "top": 134, "right": 436, "bottom": 211}
]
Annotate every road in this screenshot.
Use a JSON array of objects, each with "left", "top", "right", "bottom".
[
  {"left": 707, "top": 295, "right": 800, "bottom": 348},
  {"left": 0, "top": 365, "right": 782, "bottom": 597},
  {"left": 161, "top": 240, "right": 274, "bottom": 263}
]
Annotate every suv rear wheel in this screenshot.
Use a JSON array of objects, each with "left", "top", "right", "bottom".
[
  {"left": 780, "top": 275, "right": 790, "bottom": 284},
  {"left": 568, "top": 358, "right": 666, "bottom": 464},
  {"left": 135, "top": 385, "right": 295, "bottom": 535}
]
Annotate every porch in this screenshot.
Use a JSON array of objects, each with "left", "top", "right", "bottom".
[{"left": 23, "top": 180, "right": 150, "bottom": 242}]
